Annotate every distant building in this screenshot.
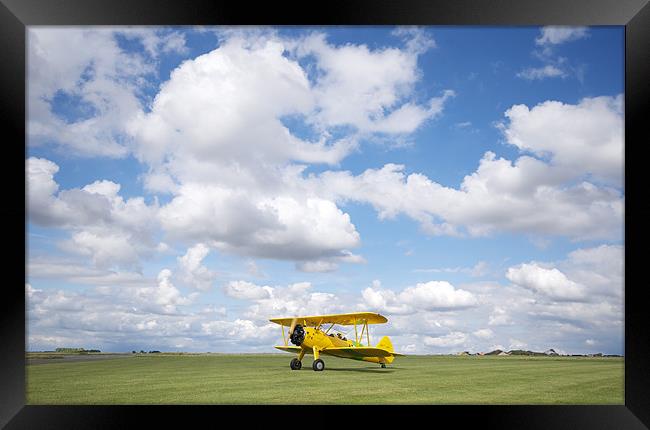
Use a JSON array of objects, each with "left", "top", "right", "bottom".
[{"left": 497, "top": 351, "right": 510, "bottom": 356}]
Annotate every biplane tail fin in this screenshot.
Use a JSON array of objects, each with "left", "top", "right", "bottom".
[
  {"left": 376, "top": 335, "right": 394, "bottom": 353},
  {"left": 376, "top": 336, "right": 396, "bottom": 364}
]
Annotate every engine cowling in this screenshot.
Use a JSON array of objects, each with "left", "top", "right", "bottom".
[{"left": 290, "top": 324, "right": 305, "bottom": 346}]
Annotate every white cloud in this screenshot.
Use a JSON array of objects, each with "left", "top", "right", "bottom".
[
  {"left": 391, "top": 26, "right": 437, "bottom": 54},
  {"left": 236, "top": 281, "right": 347, "bottom": 323},
  {"left": 200, "top": 319, "right": 277, "bottom": 340},
  {"left": 26, "top": 275, "right": 280, "bottom": 352},
  {"left": 296, "top": 260, "right": 338, "bottom": 273},
  {"left": 423, "top": 332, "right": 468, "bottom": 348},
  {"left": 28, "top": 256, "right": 150, "bottom": 286},
  {"left": 361, "top": 280, "right": 477, "bottom": 315},
  {"left": 500, "top": 95, "right": 624, "bottom": 186},
  {"left": 515, "top": 27, "right": 589, "bottom": 82},
  {"left": 177, "top": 243, "right": 217, "bottom": 291},
  {"left": 488, "top": 306, "right": 511, "bottom": 326},
  {"left": 158, "top": 186, "right": 361, "bottom": 262},
  {"left": 517, "top": 65, "right": 567, "bottom": 80},
  {"left": 64, "top": 231, "right": 142, "bottom": 270},
  {"left": 27, "top": 158, "right": 162, "bottom": 270},
  {"left": 506, "top": 263, "right": 586, "bottom": 301},
  {"left": 27, "top": 28, "right": 154, "bottom": 158},
  {"left": 473, "top": 328, "right": 494, "bottom": 339},
  {"left": 129, "top": 35, "right": 351, "bottom": 167},
  {"left": 118, "top": 28, "right": 188, "bottom": 58},
  {"left": 506, "top": 244, "right": 623, "bottom": 308},
  {"left": 497, "top": 246, "right": 623, "bottom": 354},
  {"left": 223, "top": 280, "right": 272, "bottom": 300},
  {"left": 292, "top": 32, "right": 449, "bottom": 135},
  {"left": 536, "top": 27, "right": 589, "bottom": 46},
  {"left": 30, "top": 30, "right": 458, "bottom": 272},
  {"left": 400, "top": 281, "right": 478, "bottom": 310},
  {"left": 313, "top": 147, "right": 622, "bottom": 240},
  {"left": 508, "top": 338, "right": 528, "bottom": 350},
  {"left": 245, "top": 260, "right": 263, "bottom": 277},
  {"left": 564, "top": 245, "right": 623, "bottom": 297},
  {"left": 146, "top": 269, "right": 193, "bottom": 313},
  {"left": 361, "top": 287, "right": 410, "bottom": 315}
]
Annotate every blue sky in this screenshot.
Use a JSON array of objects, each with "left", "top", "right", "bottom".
[{"left": 26, "top": 26, "right": 624, "bottom": 355}]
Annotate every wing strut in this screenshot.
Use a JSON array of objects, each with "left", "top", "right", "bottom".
[
  {"left": 281, "top": 324, "right": 287, "bottom": 346},
  {"left": 365, "top": 320, "right": 370, "bottom": 346}
]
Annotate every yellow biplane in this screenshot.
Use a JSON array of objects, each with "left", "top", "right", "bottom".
[{"left": 269, "top": 312, "right": 403, "bottom": 371}]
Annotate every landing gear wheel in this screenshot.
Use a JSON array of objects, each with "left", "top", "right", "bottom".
[
  {"left": 313, "top": 359, "right": 325, "bottom": 371},
  {"left": 380, "top": 363, "right": 386, "bottom": 368},
  {"left": 290, "top": 358, "right": 302, "bottom": 370}
]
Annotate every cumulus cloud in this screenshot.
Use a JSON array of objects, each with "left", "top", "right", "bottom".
[
  {"left": 177, "top": 243, "right": 217, "bottom": 290},
  {"left": 223, "top": 280, "right": 272, "bottom": 300},
  {"left": 158, "top": 187, "right": 361, "bottom": 262},
  {"left": 473, "top": 328, "right": 494, "bottom": 339},
  {"left": 506, "top": 263, "right": 587, "bottom": 301},
  {"left": 499, "top": 246, "right": 623, "bottom": 352},
  {"left": 515, "top": 27, "right": 589, "bottom": 81},
  {"left": 423, "top": 332, "right": 468, "bottom": 348},
  {"left": 118, "top": 27, "right": 188, "bottom": 58},
  {"left": 27, "top": 28, "right": 154, "bottom": 158},
  {"left": 361, "top": 281, "right": 477, "bottom": 315},
  {"left": 27, "top": 29, "right": 458, "bottom": 273},
  {"left": 488, "top": 306, "right": 511, "bottom": 326},
  {"left": 563, "top": 245, "right": 623, "bottom": 298},
  {"left": 312, "top": 146, "right": 622, "bottom": 241},
  {"left": 500, "top": 95, "right": 624, "bottom": 186},
  {"left": 248, "top": 282, "right": 346, "bottom": 322},
  {"left": 128, "top": 36, "right": 348, "bottom": 167},
  {"left": 291, "top": 31, "right": 450, "bottom": 135},
  {"left": 508, "top": 339, "right": 528, "bottom": 350},
  {"left": 507, "top": 244, "right": 623, "bottom": 306},
  {"left": 536, "top": 27, "right": 589, "bottom": 46},
  {"left": 27, "top": 157, "right": 161, "bottom": 270},
  {"left": 517, "top": 65, "right": 567, "bottom": 80},
  {"left": 121, "top": 31, "right": 455, "bottom": 268},
  {"left": 28, "top": 256, "right": 150, "bottom": 286},
  {"left": 26, "top": 274, "right": 278, "bottom": 352}
]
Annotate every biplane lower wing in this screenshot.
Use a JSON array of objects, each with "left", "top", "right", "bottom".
[
  {"left": 275, "top": 346, "right": 312, "bottom": 354},
  {"left": 321, "top": 347, "right": 403, "bottom": 359}
]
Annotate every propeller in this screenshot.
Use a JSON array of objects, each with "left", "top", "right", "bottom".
[
  {"left": 288, "top": 318, "right": 298, "bottom": 336},
  {"left": 289, "top": 318, "right": 305, "bottom": 346}
]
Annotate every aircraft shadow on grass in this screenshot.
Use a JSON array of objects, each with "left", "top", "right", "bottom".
[{"left": 319, "top": 366, "right": 400, "bottom": 373}]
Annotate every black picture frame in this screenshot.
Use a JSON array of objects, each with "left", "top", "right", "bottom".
[{"left": 2, "top": 0, "right": 648, "bottom": 428}]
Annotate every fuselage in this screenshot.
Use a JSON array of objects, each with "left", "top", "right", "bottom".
[
  {"left": 302, "top": 327, "right": 356, "bottom": 348},
  {"left": 300, "top": 327, "right": 384, "bottom": 364}
]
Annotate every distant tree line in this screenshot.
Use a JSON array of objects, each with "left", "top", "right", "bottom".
[
  {"left": 55, "top": 348, "right": 100, "bottom": 353},
  {"left": 132, "top": 350, "right": 161, "bottom": 354}
]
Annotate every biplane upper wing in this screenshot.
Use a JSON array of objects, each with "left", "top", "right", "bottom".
[
  {"left": 269, "top": 312, "right": 387, "bottom": 327},
  {"left": 320, "top": 347, "right": 404, "bottom": 359}
]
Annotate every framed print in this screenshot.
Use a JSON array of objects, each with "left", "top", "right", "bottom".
[{"left": 2, "top": 0, "right": 649, "bottom": 428}]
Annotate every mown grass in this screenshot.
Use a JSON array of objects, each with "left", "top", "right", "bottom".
[{"left": 26, "top": 354, "right": 624, "bottom": 404}]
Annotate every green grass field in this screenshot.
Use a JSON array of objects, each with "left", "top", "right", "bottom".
[{"left": 26, "top": 354, "right": 624, "bottom": 404}]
